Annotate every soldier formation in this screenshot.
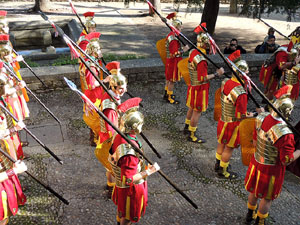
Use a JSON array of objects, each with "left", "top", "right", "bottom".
[
  {"left": 1, "top": 4, "right": 300, "bottom": 225},
  {"left": 160, "top": 11, "right": 300, "bottom": 225}
]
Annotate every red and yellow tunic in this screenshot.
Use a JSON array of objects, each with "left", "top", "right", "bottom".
[
  {"left": 0, "top": 132, "right": 26, "bottom": 220},
  {"left": 217, "top": 77, "right": 247, "bottom": 148},
  {"left": 259, "top": 49, "right": 288, "bottom": 93},
  {"left": 79, "top": 58, "right": 103, "bottom": 93},
  {"left": 98, "top": 92, "right": 119, "bottom": 144},
  {"left": 165, "top": 31, "right": 182, "bottom": 82},
  {"left": 244, "top": 113, "right": 295, "bottom": 200},
  {"left": 186, "top": 48, "right": 209, "bottom": 112},
  {"left": 111, "top": 134, "right": 148, "bottom": 223}
]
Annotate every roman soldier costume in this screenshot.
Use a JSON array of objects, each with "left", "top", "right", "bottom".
[
  {"left": 78, "top": 11, "right": 96, "bottom": 38},
  {"left": 259, "top": 43, "right": 298, "bottom": 100},
  {"left": 109, "top": 109, "right": 159, "bottom": 224},
  {"left": 244, "top": 85, "right": 299, "bottom": 225},
  {"left": 215, "top": 50, "right": 249, "bottom": 179},
  {"left": 79, "top": 32, "right": 103, "bottom": 93},
  {"left": 164, "top": 12, "right": 183, "bottom": 104},
  {"left": 183, "top": 24, "right": 224, "bottom": 143}
]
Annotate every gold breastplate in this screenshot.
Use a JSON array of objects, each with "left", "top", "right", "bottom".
[
  {"left": 220, "top": 79, "right": 246, "bottom": 122},
  {"left": 0, "top": 141, "right": 13, "bottom": 173},
  {"left": 254, "top": 112, "right": 292, "bottom": 165},
  {"left": 165, "top": 35, "right": 181, "bottom": 58},
  {"left": 99, "top": 99, "right": 118, "bottom": 133},
  {"left": 284, "top": 64, "right": 300, "bottom": 85},
  {"left": 188, "top": 53, "right": 207, "bottom": 86},
  {"left": 109, "top": 143, "right": 146, "bottom": 188}
]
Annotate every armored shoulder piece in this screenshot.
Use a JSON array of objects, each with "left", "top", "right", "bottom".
[{"left": 101, "top": 98, "right": 117, "bottom": 111}]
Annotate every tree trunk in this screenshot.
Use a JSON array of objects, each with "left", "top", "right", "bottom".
[
  {"left": 201, "top": 0, "right": 220, "bottom": 35},
  {"left": 229, "top": 0, "right": 237, "bottom": 14},
  {"left": 33, "top": 0, "right": 51, "bottom": 12},
  {"left": 149, "top": 0, "right": 161, "bottom": 16}
]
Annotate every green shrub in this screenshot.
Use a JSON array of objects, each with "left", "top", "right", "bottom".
[
  {"left": 51, "top": 55, "right": 78, "bottom": 66},
  {"left": 19, "top": 60, "right": 39, "bottom": 68}
]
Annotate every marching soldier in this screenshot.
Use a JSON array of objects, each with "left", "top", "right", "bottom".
[
  {"left": 79, "top": 32, "right": 104, "bottom": 93},
  {"left": 215, "top": 50, "right": 262, "bottom": 179},
  {"left": 164, "top": 12, "right": 188, "bottom": 104},
  {"left": 259, "top": 41, "right": 300, "bottom": 100},
  {"left": 183, "top": 24, "right": 224, "bottom": 143},
  {"left": 0, "top": 66, "right": 27, "bottom": 225},
  {"left": 282, "top": 44, "right": 300, "bottom": 101},
  {"left": 244, "top": 85, "right": 300, "bottom": 225},
  {"left": 93, "top": 62, "right": 127, "bottom": 195},
  {"left": 0, "top": 11, "right": 29, "bottom": 105},
  {"left": 109, "top": 108, "right": 159, "bottom": 225},
  {"left": 79, "top": 11, "right": 96, "bottom": 38}
]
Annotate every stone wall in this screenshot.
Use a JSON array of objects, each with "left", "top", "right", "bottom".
[{"left": 20, "top": 53, "right": 270, "bottom": 92}]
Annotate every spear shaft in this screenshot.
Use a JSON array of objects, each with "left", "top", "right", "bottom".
[
  {"left": 65, "top": 77, "right": 197, "bottom": 209},
  {"left": 258, "top": 17, "right": 290, "bottom": 40},
  {"left": 68, "top": 0, "right": 89, "bottom": 34},
  {"left": 0, "top": 147, "right": 68, "bottom": 205},
  {"left": 146, "top": 0, "right": 260, "bottom": 108},
  {"left": 0, "top": 103, "right": 63, "bottom": 165},
  {"left": 12, "top": 49, "right": 47, "bottom": 88},
  {"left": 199, "top": 25, "right": 300, "bottom": 139},
  {"left": 2, "top": 61, "right": 65, "bottom": 142}
]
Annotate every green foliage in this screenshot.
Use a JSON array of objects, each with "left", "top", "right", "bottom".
[
  {"left": 240, "top": 0, "right": 300, "bottom": 21},
  {"left": 51, "top": 55, "right": 78, "bottom": 66},
  {"left": 19, "top": 59, "right": 39, "bottom": 68},
  {"left": 102, "top": 53, "right": 145, "bottom": 61}
]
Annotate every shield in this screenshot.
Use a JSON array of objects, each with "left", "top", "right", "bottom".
[
  {"left": 214, "top": 88, "right": 221, "bottom": 121},
  {"left": 94, "top": 137, "right": 113, "bottom": 172},
  {"left": 178, "top": 58, "right": 190, "bottom": 85},
  {"left": 239, "top": 118, "right": 256, "bottom": 166},
  {"left": 156, "top": 38, "right": 167, "bottom": 65}
]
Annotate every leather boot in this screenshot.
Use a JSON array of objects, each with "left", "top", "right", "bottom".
[
  {"left": 214, "top": 159, "right": 220, "bottom": 172},
  {"left": 245, "top": 208, "right": 257, "bottom": 224},
  {"left": 218, "top": 162, "right": 238, "bottom": 179}
]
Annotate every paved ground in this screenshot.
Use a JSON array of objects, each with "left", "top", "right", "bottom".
[
  {"left": 3, "top": 1, "right": 300, "bottom": 57},
  {"left": 7, "top": 74, "right": 300, "bottom": 225},
  {"left": 1, "top": 1, "right": 300, "bottom": 225}
]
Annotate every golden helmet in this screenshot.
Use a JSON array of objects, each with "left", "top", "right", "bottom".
[
  {"left": 236, "top": 60, "right": 249, "bottom": 73},
  {"left": 0, "top": 34, "right": 11, "bottom": 59},
  {"left": 271, "top": 85, "right": 294, "bottom": 119},
  {"left": 197, "top": 33, "right": 210, "bottom": 47},
  {"left": 288, "top": 48, "right": 298, "bottom": 61},
  {"left": 0, "top": 11, "right": 8, "bottom": 34},
  {"left": 109, "top": 73, "right": 127, "bottom": 89},
  {"left": 121, "top": 110, "right": 144, "bottom": 134},
  {"left": 166, "top": 12, "right": 182, "bottom": 29},
  {"left": 83, "top": 12, "right": 96, "bottom": 31},
  {"left": 85, "top": 32, "right": 101, "bottom": 57}
]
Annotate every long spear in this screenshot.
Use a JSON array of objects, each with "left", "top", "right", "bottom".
[
  {"left": 0, "top": 147, "right": 68, "bottom": 205},
  {"left": 257, "top": 17, "right": 290, "bottom": 40},
  {"left": 64, "top": 77, "right": 198, "bottom": 209},
  {"left": 68, "top": 0, "right": 107, "bottom": 65},
  {"left": 199, "top": 24, "right": 300, "bottom": 138},
  {"left": 39, "top": 11, "right": 141, "bottom": 106},
  {"left": 0, "top": 103, "right": 63, "bottom": 165},
  {"left": 12, "top": 49, "right": 48, "bottom": 88},
  {"left": 68, "top": 0, "right": 88, "bottom": 34},
  {"left": 146, "top": 0, "right": 261, "bottom": 108},
  {"left": 38, "top": 12, "right": 161, "bottom": 157},
  {"left": 1, "top": 61, "right": 65, "bottom": 142}
]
